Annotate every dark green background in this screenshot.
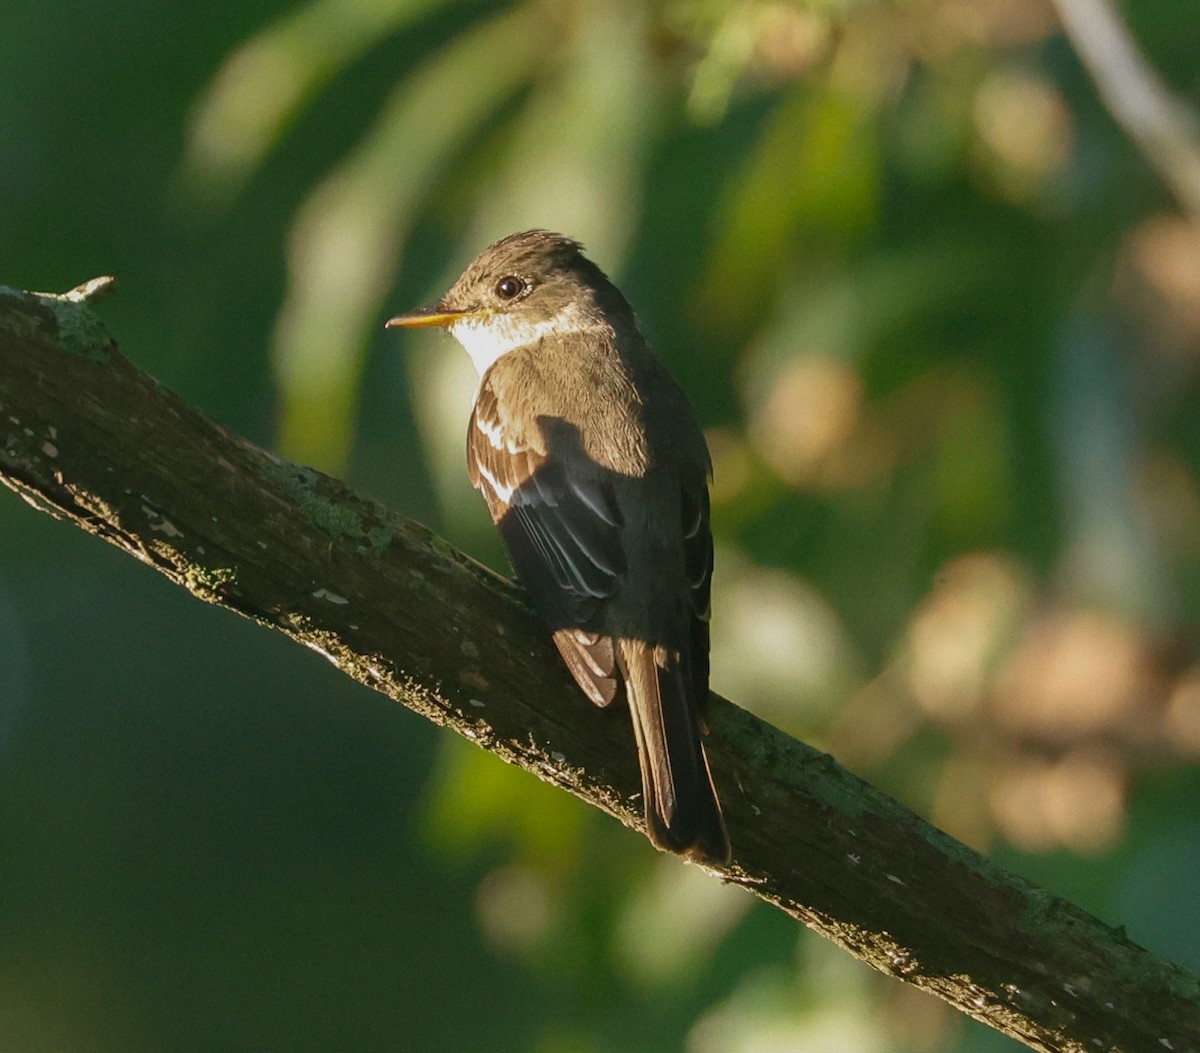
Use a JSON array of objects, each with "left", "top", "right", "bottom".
[{"left": 3, "top": 1, "right": 1198, "bottom": 1050}]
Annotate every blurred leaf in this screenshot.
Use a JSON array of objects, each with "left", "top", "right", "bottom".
[
  {"left": 179, "top": 0, "right": 459, "bottom": 206},
  {"left": 271, "top": 4, "right": 551, "bottom": 470},
  {"left": 704, "top": 87, "right": 880, "bottom": 336},
  {"left": 421, "top": 737, "right": 590, "bottom": 864},
  {"left": 1053, "top": 315, "right": 1175, "bottom": 623}
]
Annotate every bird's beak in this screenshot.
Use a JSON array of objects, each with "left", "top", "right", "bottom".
[{"left": 385, "top": 303, "right": 471, "bottom": 330}]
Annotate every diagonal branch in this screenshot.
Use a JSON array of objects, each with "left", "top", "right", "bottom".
[
  {"left": 1053, "top": 0, "right": 1200, "bottom": 226},
  {"left": 1, "top": 281, "right": 1197, "bottom": 1052}
]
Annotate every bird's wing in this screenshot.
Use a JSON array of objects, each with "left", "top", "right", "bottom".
[
  {"left": 681, "top": 476, "right": 713, "bottom": 722},
  {"left": 467, "top": 378, "right": 625, "bottom": 705}
]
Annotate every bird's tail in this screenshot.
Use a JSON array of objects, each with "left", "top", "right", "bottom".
[{"left": 618, "top": 639, "right": 730, "bottom": 865}]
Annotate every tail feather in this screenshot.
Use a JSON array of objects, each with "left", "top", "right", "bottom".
[
  {"left": 553, "top": 628, "right": 618, "bottom": 706},
  {"left": 618, "top": 640, "right": 730, "bottom": 865}
]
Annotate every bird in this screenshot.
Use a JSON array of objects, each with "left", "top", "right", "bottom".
[{"left": 386, "top": 230, "right": 730, "bottom": 865}]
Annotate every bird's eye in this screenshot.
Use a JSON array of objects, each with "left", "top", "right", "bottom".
[{"left": 495, "top": 276, "right": 525, "bottom": 300}]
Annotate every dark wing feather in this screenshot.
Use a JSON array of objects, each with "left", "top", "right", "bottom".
[
  {"left": 681, "top": 477, "right": 713, "bottom": 723},
  {"left": 467, "top": 378, "right": 624, "bottom": 705}
]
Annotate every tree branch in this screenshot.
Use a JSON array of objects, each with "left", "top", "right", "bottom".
[
  {"left": 1, "top": 282, "right": 1196, "bottom": 1052},
  {"left": 1052, "top": 0, "right": 1200, "bottom": 226}
]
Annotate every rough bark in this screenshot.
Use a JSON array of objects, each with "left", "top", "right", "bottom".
[{"left": 1, "top": 281, "right": 1197, "bottom": 1053}]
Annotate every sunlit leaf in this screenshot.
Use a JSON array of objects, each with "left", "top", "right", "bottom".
[
  {"left": 703, "top": 87, "right": 880, "bottom": 336},
  {"left": 271, "top": 4, "right": 551, "bottom": 470},
  {"left": 179, "top": 0, "right": 460, "bottom": 205}
]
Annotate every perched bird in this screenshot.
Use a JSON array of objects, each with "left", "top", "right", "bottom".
[{"left": 387, "top": 230, "right": 729, "bottom": 865}]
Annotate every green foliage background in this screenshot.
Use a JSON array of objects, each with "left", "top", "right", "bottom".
[{"left": 2, "top": 1, "right": 1199, "bottom": 1049}]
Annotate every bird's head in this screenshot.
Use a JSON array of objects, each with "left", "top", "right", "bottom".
[{"left": 386, "top": 230, "right": 632, "bottom": 374}]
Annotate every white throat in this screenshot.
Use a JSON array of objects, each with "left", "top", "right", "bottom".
[{"left": 450, "top": 302, "right": 587, "bottom": 375}]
